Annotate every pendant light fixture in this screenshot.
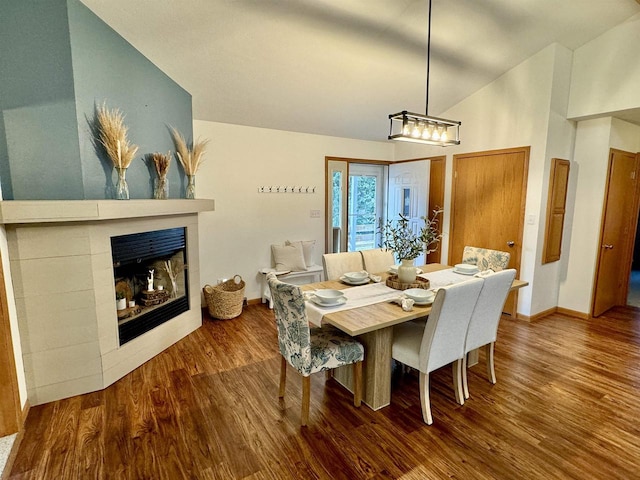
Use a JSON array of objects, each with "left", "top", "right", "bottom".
[{"left": 388, "top": 0, "right": 461, "bottom": 146}]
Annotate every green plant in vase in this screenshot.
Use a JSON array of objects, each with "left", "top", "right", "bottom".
[{"left": 379, "top": 208, "right": 443, "bottom": 283}]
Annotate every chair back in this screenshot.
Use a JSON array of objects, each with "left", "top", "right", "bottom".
[
  {"left": 361, "top": 248, "right": 395, "bottom": 274},
  {"left": 462, "top": 246, "right": 511, "bottom": 271},
  {"left": 418, "top": 278, "right": 483, "bottom": 373},
  {"left": 266, "top": 273, "right": 313, "bottom": 375},
  {"left": 464, "top": 269, "right": 516, "bottom": 353},
  {"left": 322, "top": 251, "right": 364, "bottom": 280}
]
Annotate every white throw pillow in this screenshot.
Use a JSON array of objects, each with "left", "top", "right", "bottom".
[
  {"left": 272, "top": 243, "right": 307, "bottom": 272},
  {"left": 286, "top": 240, "right": 316, "bottom": 266}
]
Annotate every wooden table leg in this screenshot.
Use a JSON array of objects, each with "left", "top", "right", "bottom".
[{"left": 332, "top": 326, "right": 393, "bottom": 410}]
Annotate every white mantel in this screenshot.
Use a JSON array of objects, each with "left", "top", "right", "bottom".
[
  {"left": 0, "top": 199, "right": 214, "bottom": 224},
  {"left": 2, "top": 199, "right": 214, "bottom": 405}
]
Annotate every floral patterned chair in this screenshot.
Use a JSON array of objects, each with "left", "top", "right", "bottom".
[
  {"left": 462, "top": 246, "right": 511, "bottom": 271},
  {"left": 266, "top": 273, "right": 364, "bottom": 426}
]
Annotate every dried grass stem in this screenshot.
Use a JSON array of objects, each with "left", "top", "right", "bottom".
[
  {"left": 96, "top": 102, "right": 139, "bottom": 169},
  {"left": 170, "top": 127, "right": 209, "bottom": 176}
]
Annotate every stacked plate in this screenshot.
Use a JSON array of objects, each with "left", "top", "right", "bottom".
[
  {"left": 404, "top": 288, "right": 435, "bottom": 305},
  {"left": 453, "top": 263, "right": 479, "bottom": 275},
  {"left": 340, "top": 271, "right": 370, "bottom": 285},
  {"left": 310, "top": 289, "right": 347, "bottom": 307}
]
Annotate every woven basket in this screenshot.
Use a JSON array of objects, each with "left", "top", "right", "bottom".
[
  {"left": 203, "top": 275, "right": 245, "bottom": 319},
  {"left": 385, "top": 274, "right": 430, "bottom": 291}
]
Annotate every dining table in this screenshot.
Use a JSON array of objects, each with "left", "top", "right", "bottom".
[{"left": 301, "top": 263, "right": 528, "bottom": 410}]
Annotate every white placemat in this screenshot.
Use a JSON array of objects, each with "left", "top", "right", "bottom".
[
  {"left": 419, "top": 268, "right": 488, "bottom": 289},
  {"left": 305, "top": 282, "right": 402, "bottom": 326}
]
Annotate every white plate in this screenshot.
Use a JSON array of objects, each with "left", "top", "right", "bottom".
[
  {"left": 404, "top": 288, "right": 435, "bottom": 303},
  {"left": 453, "top": 268, "right": 478, "bottom": 275},
  {"left": 413, "top": 298, "right": 434, "bottom": 306},
  {"left": 309, "top": 295, "right": 347, "bottom": 307},
  {"left": 340, "top": 275, "right": 370, "bottom": 286},
  {"left": 343, "top": 271, "right": 369, "bottom": 282}
]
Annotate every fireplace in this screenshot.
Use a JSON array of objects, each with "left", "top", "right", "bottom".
[
  {"left": 0, "top": 199, "right": 214, "bottom": 405},
  {"left": 112, "top": 227, "right": 190, "bottom": 345}
]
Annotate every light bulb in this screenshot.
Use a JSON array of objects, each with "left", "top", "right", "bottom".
[
  {"left": 441, "top": 127, "right": 448, "bottom": 142},
  {"left": 422, "top": 123, "right": 433, "bottom": 140},
  {"left": 411, "top": 122, "right": 421, "bottom": 138},
  {"left": 431, "top": 125, "right": 440, "bottom": 141},
  {"left": 403, "top": 120, "right": 411, "bottom": 136}
]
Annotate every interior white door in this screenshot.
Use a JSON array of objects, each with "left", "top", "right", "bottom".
[{"left": 388, "top": 161, "right": 430, "bottom": 265}]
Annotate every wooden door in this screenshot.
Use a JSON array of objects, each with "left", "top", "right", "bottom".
[
  {"left": 592, "top": 149, "right": 640, "bottom": 317},
  {"left": 0, "top": 250, "right": 21, "bottom": 436},
  {"left": 427, "top": 156, "right": 445, "bottom": 264},
  {"left": 450, "top": 147, "right": 529, "bottom": 316}
]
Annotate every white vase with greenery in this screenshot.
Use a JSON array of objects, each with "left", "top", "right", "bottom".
[{"left": 379, "top": 208, "right": 443, "bottom": 284}]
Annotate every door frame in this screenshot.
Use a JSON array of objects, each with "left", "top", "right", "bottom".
[
  {"left": 325, "top": 157, "right": 391, "bottom": 254},
  {"left": 591, "top": 148, "right": 640, "bottom": 316}
]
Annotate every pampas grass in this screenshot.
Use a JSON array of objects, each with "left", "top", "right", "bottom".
[
  {"left": 150, "top": 151, "right": 172, "bottom": 177},
  {"left": 96, "top": 102, "right": 139, "bottom": 168},
  {"left": 170, "top": 127, "right": 209, "bottom": 175}
]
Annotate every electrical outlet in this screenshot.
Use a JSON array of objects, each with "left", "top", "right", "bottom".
[{"left": 310, "top": 210, "right": 321, "bottom": 218}]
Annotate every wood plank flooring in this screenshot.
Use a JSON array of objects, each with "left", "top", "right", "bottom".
[{"left": 6, "top": 305, "right": 640, "bottom": 479}]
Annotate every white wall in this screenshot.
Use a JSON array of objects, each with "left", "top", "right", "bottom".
[
  {"left": 192, "top": 121, "right": 394, "bottom": 301},
  {"left": 568, "top": 13, "right": 640, "bottom": 120},
  {"left": 395, "top": 44, "right": 576, "bottom": 317},
  {"left": 558, "top": 118, "right": 614, "bottom": 313}
]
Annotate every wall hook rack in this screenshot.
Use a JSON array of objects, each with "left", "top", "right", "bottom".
[{"left": 258, "top": 185, "right": 316, "bottom": 193}]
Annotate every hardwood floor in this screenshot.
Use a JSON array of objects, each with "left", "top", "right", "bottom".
[{"left": 6, "top": 305, "right": 640, "bottom": 479}]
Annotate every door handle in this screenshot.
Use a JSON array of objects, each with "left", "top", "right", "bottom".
[
  {"left": 506, "top": 241, "right": 515, "bottom": 247},
  {"left": 602, "top": 244, "right": 614, "bottom": 249}
]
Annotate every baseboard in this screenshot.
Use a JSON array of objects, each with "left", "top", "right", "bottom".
[
  {"left": 517, "top": 306, "right": 590, "bottom": 322},
  {"left": 555, "top": 307, "right": 591, "bottom": 320},
  {"left": 246, "top": 298, "right": 263, "bottom": 306},
  {"left": 516, "top": 307, "right": 557, "bottom": 322}
]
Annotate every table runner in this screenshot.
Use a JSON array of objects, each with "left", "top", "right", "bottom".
[
  {"left": 419, "top": 267, "right": 489, "bottom": 289},
  {"left": 305, "top": 282, "right": 402, "bottom": 326}
]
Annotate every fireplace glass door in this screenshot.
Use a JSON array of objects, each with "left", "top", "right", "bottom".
[{"left": 112, "top": 227, "right": 189, "bottom": 345}]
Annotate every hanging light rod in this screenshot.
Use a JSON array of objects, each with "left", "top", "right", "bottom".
[{"left": 388, "top": 0, "right": 461, "bottom": 146}]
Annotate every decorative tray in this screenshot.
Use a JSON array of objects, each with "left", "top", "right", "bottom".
[{"left": 385, "top": 275, "right": 430, "bottom": 291}]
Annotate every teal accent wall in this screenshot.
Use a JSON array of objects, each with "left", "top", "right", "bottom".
[
  {"left": 0, "top": 0, "right": 84, "bottom": 200},
  {"left": 0, "top": 0, "right": 193, "bottom": 200}
]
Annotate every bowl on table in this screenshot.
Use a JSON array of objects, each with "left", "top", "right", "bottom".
[
  {"left": 403, "top": 288, "right": 435, "bottom": 305},
  {"left": 313, "top": 289, "right": 346, "bottom": 305},
  {"left": 343, "top": 271, "right": 369, "bottom": 283},
  {"left": 453, "top": 263, "right": 479, "bottom": 275}
]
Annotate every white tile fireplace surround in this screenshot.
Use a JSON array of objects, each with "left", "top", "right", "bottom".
[{"left": 0, "top": 199, "right": 214, "bottom": 405}]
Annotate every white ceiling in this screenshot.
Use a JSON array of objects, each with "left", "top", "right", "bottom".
[{"left": 81, "top": 0, "right": 640, "bottom": 141}]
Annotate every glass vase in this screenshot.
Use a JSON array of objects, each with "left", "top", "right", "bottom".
[
  {"left": 115, "top": 167, "right": 129, "bottom": 200},
  {"left": 185, "top": 174, "right": 196, "bottom": 199},
  {"left": 397, "top": 258, "right": 417, "bottom": 284},
  {"left": 154, "top": 174, "right": 169, "bottom": 199}
]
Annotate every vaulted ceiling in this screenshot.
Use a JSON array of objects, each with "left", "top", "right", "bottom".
[{"left": 81, "top": 0, "right": 640, "bottom": 141}]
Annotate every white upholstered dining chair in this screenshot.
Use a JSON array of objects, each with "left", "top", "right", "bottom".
[
  {"left": 360, "top": 248, "right": 395, "bottom": 274},
  {"left": 462, "top": 269, "right": 516, "bottom": 399},
  {"left": 462, "top": 246, "right": 511, "bottom": 271},
  {"left": 392, "top": 278, "right": 484, "bottom": 424},
  {"left": 266, "top": 273, "right": 364, "bottom": 426},
  {"left": 322, "top": 251, "right": 365, "bottom": 280}
]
